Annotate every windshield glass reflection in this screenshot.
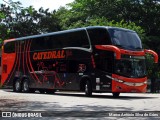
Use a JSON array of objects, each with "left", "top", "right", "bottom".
[
  {"left": 108, "top": 28, "right": 142, "bottom": 50},
  {"left": 115, "top": 57, "right": 146, "bottom": 78}
]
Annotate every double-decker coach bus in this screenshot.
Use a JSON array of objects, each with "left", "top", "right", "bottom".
[{"left": 0, "top": 26, "right": 158, "bottom": 97}]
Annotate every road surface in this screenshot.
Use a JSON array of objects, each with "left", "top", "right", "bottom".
[{"left": 0, "top": 89, "right": 160, "bottom": 120}]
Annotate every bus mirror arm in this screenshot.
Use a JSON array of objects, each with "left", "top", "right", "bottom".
[
  {"left": 144, "top": 49, "right": 158, "bottom": 63},
  {"left": 95, "top": 45, "right": 121, "bottom": 60}
]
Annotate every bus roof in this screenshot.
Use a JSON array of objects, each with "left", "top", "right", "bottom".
[
  {"left": 87, "top": 26, "right": 135, "bottom": 32},
  {"left": 4, "top": 26, "right": 136, "bottom": 42}
]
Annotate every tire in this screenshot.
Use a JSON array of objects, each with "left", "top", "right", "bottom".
[
  {"left": 46, "top": 89, "right": 56, "bottom": 94},
  {"left": 22, "top": 79, "right": 30, "bottom": 93},
  {"left": 13, "top": 79, "right": 22, "bottom": 92},
  {"left": 39, "top": 89, "right": 45, "bottom": 94},
  {"left": 85, "top": 81, "right": 92, "bottom": 97},
  {"left": 29, "top": 89, "right": 35, "bottom": 93},
  {"left": 112, "top": 92, "right": 120, "bottom": 98}
]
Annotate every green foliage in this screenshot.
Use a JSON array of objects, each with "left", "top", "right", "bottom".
[
  {"left": 145, "top": 53, "right": 160, "bottom": 92},
  {"left": 0, "top": 12, "right": 5, "bottom": 19},
  {"left": 59, "top": 16, "right": 145, "bottom": 45},
  {"left": 68, "top": 0, "right": 160, "bottom": 36},
  {"left": 1, "top": 0, "right": 160, "bottom": 46},
  {"left": 146, "top": 54, "right": 158, "bottom": 77},
  {"left": 88, "top": 18, "right": 145, "bottom": 37},
  {"left": 56, "top": 0, "right": 160, "bottom": 90},
  {"left": 0, "top": 1, "right": 61, "bottom": 42},
  {"left": 67, "top": 0, "right": 159, "bottom": 40},
  {"left": 0, "top": 0, "right": 159, "bottom": 91}
]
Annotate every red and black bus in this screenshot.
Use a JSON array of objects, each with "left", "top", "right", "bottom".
[{"left": 0, "top": 26, "right": 158, "bottom": 97}]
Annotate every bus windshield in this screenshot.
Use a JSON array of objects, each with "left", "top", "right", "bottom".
[
  {"left": 108, "top": 28, "right": 142, "bottom": 50},
  {"left": 115, "top": 56, "right": 146, "bottom": 78}
]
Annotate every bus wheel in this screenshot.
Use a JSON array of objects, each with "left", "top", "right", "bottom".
[
  {"left": 112, "top": 92, "right": 120, "bottom": 98},
  {"left": 29, "top": 89, "right": 35, "bottom": 93},
  {"left": 13, "top": 79, "right": 22, "bottom": 92},
  {"left": 85, "top": 81, "right": 92, "bottom": 96},
  {"left": 22, "top": 79, "right": 30, "bottom": 93},
  {"left": 39, "top": 89, "right": 45, "bottom": 94},
  {"left": 46, "top": 89, "right": 56, "bottom": 94}
]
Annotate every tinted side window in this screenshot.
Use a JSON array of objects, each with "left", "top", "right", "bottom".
[
  {"left": 31, "top": 37, "right": 46, "bottom": 51},
  {"left": 30, "top": 36, "right": 61, "bottom": 51},
  {"left": 61, "top": 29, "right": 90, "bottom": 48},
  {"left": 95, "top": 51, "right": 113, "bottom": 73},
  {"left": 4, "top": 41, "right": 15, "bottom": 53},
  {"left": 31, "top": 30, "right": 90, "bottom": 51},
  {"left": 108, "top": 29, "right": 142, "bottom": 50},
  {"left": 87, "top": 28, "right": 111, "bottom": 45}
]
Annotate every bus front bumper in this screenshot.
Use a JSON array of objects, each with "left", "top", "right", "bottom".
[{"left": 111, "top": 74, "right": 147, "bottom": 93}]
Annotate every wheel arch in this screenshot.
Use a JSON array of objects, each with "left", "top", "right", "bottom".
[{"left": 21, "top": 75, "right": 30, "bottom": 82}]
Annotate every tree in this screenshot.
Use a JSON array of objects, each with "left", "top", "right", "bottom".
[
  {"left": 62, "top": 0, "right": 160, "bottom": 50},
  {"left": 146, "top": 54, "right": 160, "bottom": 93},
  {"left": 56, "top": 5, "right": 145, "bottom": 42},
  {"left": 0, "top": 1, "right": 61, "bottom": 42},
  {"left": 56, "top": 0, "right": 159, "bottom": 93}
]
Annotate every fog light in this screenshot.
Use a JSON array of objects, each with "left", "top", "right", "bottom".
[{"left": 116, "top": 86, "right": 122, "bottom": 90}]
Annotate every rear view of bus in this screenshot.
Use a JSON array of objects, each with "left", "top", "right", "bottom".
[{"left": 87, "top": 27, "right": 158, "bottom": 97}]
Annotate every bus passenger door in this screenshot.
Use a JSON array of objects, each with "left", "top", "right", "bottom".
[
  {"left": 94, "top": 50, "right": 114, "bottom": 92},
  {"left": 60, "top": 49, "right": 92, "bottom": 90}
]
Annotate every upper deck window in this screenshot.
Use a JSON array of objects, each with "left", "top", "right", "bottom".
[
  {"left": 58, "top": 29, "right": 90, "bottom": 48},
  {"left": 108, "top": 28, "right": 142, "bottom": 50},
  {"left": 87, "top": 28, "right": 111, "bottom": 45},
  {"left": 31, "top": 29, "right": 90, "bottom": 51}
]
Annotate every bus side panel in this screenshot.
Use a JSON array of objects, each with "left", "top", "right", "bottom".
[
  {"left": 29, "top": 48, "right": 93, "bottom": 90},
  {"left": 1, "top": 40, "right": 19, "bottom": 87},
  {"left": 1, "top": 53, "right": 16, "bottom": 86},
  {"left": 91, "top": 48, "right": 114, "bottom": 92},
  {"left": 112, "top": 74, "right": 147, "bottom": 93},
  {"left": 25, "top": 40, "right": 43, "bottom": 89},
  {"left": 92, "top": 70, "right": 112, "bottom": 92},
  {"left": 60, "top": 49, "right": 93, "bottom": 90}
]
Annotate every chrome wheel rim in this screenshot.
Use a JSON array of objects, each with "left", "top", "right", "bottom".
[
  {"left": 15, "top": 81, "right": 20, "bottom": 91},
  {"left": 23, "top": 81, "right": 28, "bottom": 91},
  {"left": 85, "top": 84, "right": 88, "bottom": 93}
]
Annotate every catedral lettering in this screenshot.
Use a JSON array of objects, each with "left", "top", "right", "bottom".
[
  {"left": 0, "top": 26, "right": 158, "bottom": 97},
  {"left": 33, "top": 50, "right": 65, "bottom": 60}
]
